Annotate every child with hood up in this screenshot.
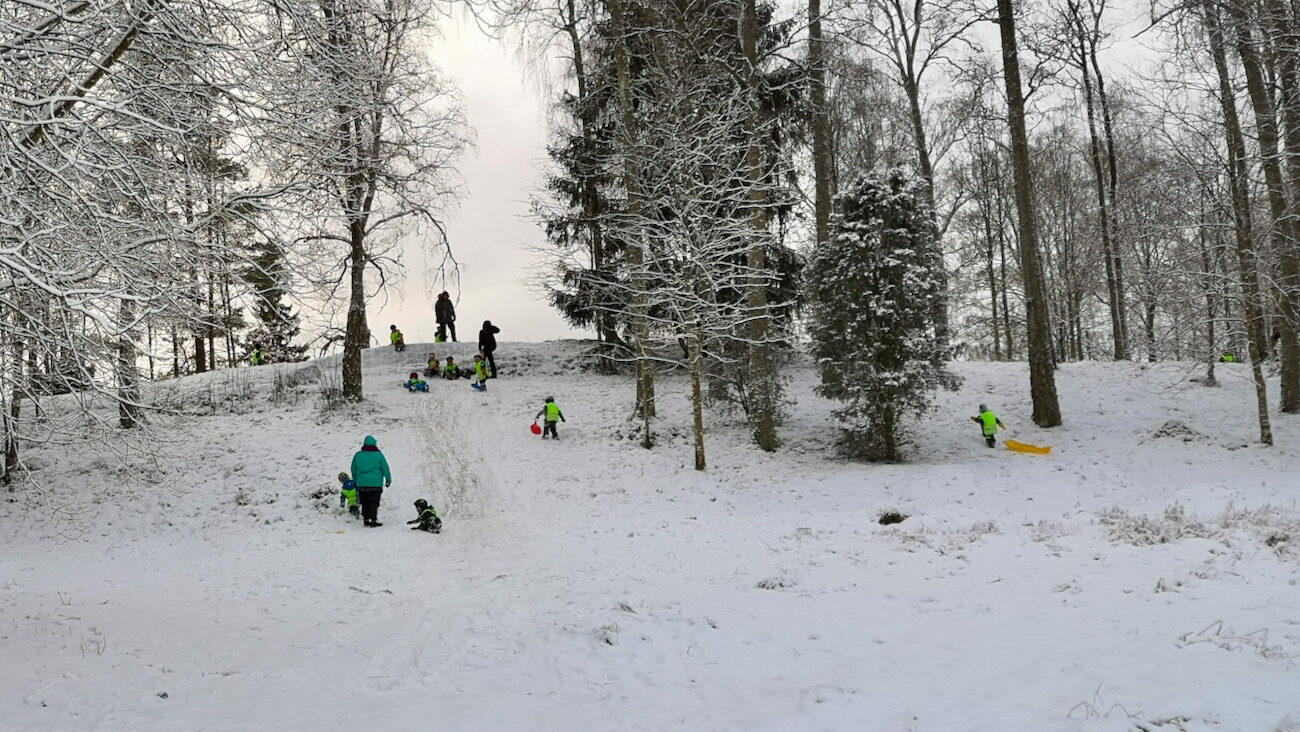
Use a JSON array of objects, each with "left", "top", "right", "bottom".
[{"left": 970, "top": 404, "right": 1006, "bottom": 448}]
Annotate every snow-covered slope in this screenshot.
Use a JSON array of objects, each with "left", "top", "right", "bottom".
[{"left": 3, "top": 343, "right": 1298, "bottom": 730}]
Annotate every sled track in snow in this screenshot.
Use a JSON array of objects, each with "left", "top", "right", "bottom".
[{"left": 411, "top": 385, "right": 491, "bottom": 520}]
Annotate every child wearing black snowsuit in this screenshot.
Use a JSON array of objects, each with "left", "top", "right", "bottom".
[
  {"left": 407, "top": 499, "right": 443, "bottom": 533},
  {"left": 423, "top": 353, "right": 439, "bottom": 377},
  {"left": 535, "top": 396, "right": 566, "bottom": 439},
  {"left": 971, "top": 404, "right": 1005, "bottom": 448},
  {"left": 390, "top": 325, "right": 406, "bottom": 352}
]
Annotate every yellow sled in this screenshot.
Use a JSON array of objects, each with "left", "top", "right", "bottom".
[{"left": 1005, "top": 439, "right": 1051, "bottom": 455}]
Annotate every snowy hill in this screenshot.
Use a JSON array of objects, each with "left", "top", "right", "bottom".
[{"left": 3, "top": 342, "right": 1299, "bottom": 730}]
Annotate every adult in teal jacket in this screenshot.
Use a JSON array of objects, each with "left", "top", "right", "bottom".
[{"left": 351, "top": 435, "right": 392, "bottom": 527}]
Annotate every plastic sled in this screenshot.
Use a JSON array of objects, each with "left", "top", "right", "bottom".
[
  {"left": 530, "top": 421, "right": 542, "bottom": 435},
  {"left": 1005, "top": 439, "right": 1051, "bottom": 455}
]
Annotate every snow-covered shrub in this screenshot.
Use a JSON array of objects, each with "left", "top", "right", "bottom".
[
  {"left": 1099, "top": 503, "right": 1214, "bottom": 546},
  {"left": 806, "top": 169, "right": 959, "bottom": 461}
]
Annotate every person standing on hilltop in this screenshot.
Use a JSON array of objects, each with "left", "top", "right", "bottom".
[
  {"left": 478, "top": 320, "right": 500, "bottom": 378},
  {"left": 435, "top": 292, "right": 457, "bottom": 342}
]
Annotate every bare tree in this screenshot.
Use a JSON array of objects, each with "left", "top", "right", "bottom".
[
  {"left": 996, "top": 0, "right": 1062, "bottom": 427},
  {"left": 1200, "top": 0, "right": 1272, "bottom": 445},
  {"left": 257, "top": 0, "right": 467, "bottom": 402}
]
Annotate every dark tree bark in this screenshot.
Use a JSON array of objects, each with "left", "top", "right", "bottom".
[
  {"left": 996, "top": 0, "right": 1062, "bottom": 427},
  {"left": 809, "top": 0, "right": 832, "bottom": 249},
  {"left": 562, "top": 0, "right": 620, "bottom": 349},
  {"left": 1229, "top": 1, "right": 1300, "bottom": 412},
  {"left": 743, "top": 0, "right": 777, "bottom": 451},
  {"left": 342, "top": 218, "right": 367, "bottom": 401},
  {"left": 608, "top": 0, "right": 655, "bottom": 444},
  {"left": 1067, "top": 0, "right": 1126, "bottom": 360},
  {"left": 1203, "top": 0, "right": 1273, "bottom": 445}
]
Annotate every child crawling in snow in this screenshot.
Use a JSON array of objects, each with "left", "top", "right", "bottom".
[{"left": 407, "top": 499, "right": 442, "bottom": 533}]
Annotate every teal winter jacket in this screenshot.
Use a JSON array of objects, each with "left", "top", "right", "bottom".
[{"left": 350, "top": 435, "right": 392, "bottom": 490}]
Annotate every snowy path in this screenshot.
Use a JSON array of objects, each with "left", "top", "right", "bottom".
[{"left": 3, "top": 346, "right": 1299, "bottom": 730}]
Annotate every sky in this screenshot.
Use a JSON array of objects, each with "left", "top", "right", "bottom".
[{"left": 371, "top": 8, "right": 586, "bottom": 345}]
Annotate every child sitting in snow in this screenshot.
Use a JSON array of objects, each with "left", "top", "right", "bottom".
[
  {"left": 442, "top": 355, "right": 462, "bottom": 380},
  {"left": 407, "top": 499, "right": 442, "bottom": 533},
  {"left": 338, "top": 472, "right": 360, "bottom": 517},
  {"left": 404, "top": 372, "right": 428, "bottom": 392},
  {"left": 422, "top": 352, "right": 439, "bottom": 377},
  {"left": 970, "top": 403, "right": 1005, "bottom": 448}
]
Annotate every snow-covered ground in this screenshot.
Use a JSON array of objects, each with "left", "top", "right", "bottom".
[{"left": 3, "top": 342, "right": 1298, "bottom": 731}]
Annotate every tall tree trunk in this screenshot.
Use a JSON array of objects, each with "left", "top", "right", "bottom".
[
  {"left": 1088, "top": 12, "right": 1129, "bottom": 358},
  {"left": 563, "top": 0, "right": 619, "bottom": 350},
  {"left": 742, "top": 0, "right": 777, "bottom": 451},
  {"left": 996, "top": 0, "right": 1062, "bottom": 426},
  {"left": 1231, "top": 2, "right": 1300, "bottom": 411},
  {"left": 903, "top": 77, "right": 950, "bottom": 352},
  {"left": 609, "top": 0, "right": 655, "bottom": 445},
  {"left": 342, "top": 219, "right": 367, "bottom": 401},
  {"left": 809, "top": 0, "right": 832, "bottom": 249},
  {"left": 1070, "top": 4, "right": 1126, "bottom": 360},
  {"left": 1204, "top": 0, "right": 1272, "bottom": 445},
  {"left": 117, "top": 298, "right": 140, "bottom": 429},
  {"left": 980, "top": 154, "right": 1002, "bottom": 359},
  {"left": 171, "top": 326, "right": 181, "bottom": 378},
  {"left": 207, "top": 279, "right": 218, "bottom": 370},
  {"left": 1199, "top": 195, "right": 1218, "bottom": 386},
  {"left": 1264, "top": 0, "right": 1300, "bottom": 411},
  {"left": 4, "top": 334, "right": 21, "bottom": 484},
  {"left": 689, "top": 326, "right": 706, "bottom": 471}
]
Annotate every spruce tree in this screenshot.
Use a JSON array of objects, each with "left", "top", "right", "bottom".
[
  {"left": 244, "top": 238, "right": 305, "bottom": 364},
  {"left": 808, "top": 170, "right": 959, "bottom": 461}
]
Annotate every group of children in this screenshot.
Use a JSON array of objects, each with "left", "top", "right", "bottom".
[{"left": 402, "top": 351, "right": 491, "bottom": 392}]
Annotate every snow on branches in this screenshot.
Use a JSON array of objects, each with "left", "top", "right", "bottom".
[{"left": 807, "top": 169, "right": 959, "bottom": 461}]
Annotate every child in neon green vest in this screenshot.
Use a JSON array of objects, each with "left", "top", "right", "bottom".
[
  {"left": 970, "top": 404, "right": 1005, "bottom": 448},
  {"left": 535, "top": 396, "right": 566, "bottom": 439}
]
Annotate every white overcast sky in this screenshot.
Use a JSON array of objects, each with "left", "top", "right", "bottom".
[
  {"left": 371, "top": 7, "right": 584, "bottom": 345},
  {"left": 367, "top": 0, "right": 1156, "bottom": 347}
]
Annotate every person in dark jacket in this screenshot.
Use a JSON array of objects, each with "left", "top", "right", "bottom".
[
  {"left": 350, "top": 435, "right": 392, "bottom": 527},
  {"left": 435, "top": 292, "right": 457, "bottom": 342},
  {"left": 478, "top": 320, "right": 500, "bottom": 378}
]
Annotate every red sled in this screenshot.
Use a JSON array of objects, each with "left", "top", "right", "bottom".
[{"left": 530, "top": 421, "right": 542, "bottom": 435}]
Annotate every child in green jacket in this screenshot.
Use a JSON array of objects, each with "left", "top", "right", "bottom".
[{"left": 338, "top": 472, "right": 359, "bottom": 518}]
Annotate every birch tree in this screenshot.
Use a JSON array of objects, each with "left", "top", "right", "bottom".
[{"left": 255, "top": 0, "right": 467, "bottom": 402}]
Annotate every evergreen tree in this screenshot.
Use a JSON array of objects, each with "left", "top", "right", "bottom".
[
  {"left": 808, "top": 170, "right": 959, "bottom": 461},
  {"left": 244, "top": 238, "right": 305, "bottom": 364}
]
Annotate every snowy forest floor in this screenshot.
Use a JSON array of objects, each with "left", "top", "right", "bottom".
[{"left": 3, "top": 341, "right": 1299, "bottom": 731}]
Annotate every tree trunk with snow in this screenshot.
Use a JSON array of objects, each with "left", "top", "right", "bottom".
[{"left": 996, "top": 0, "right": 1062, "bottom": 427}]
